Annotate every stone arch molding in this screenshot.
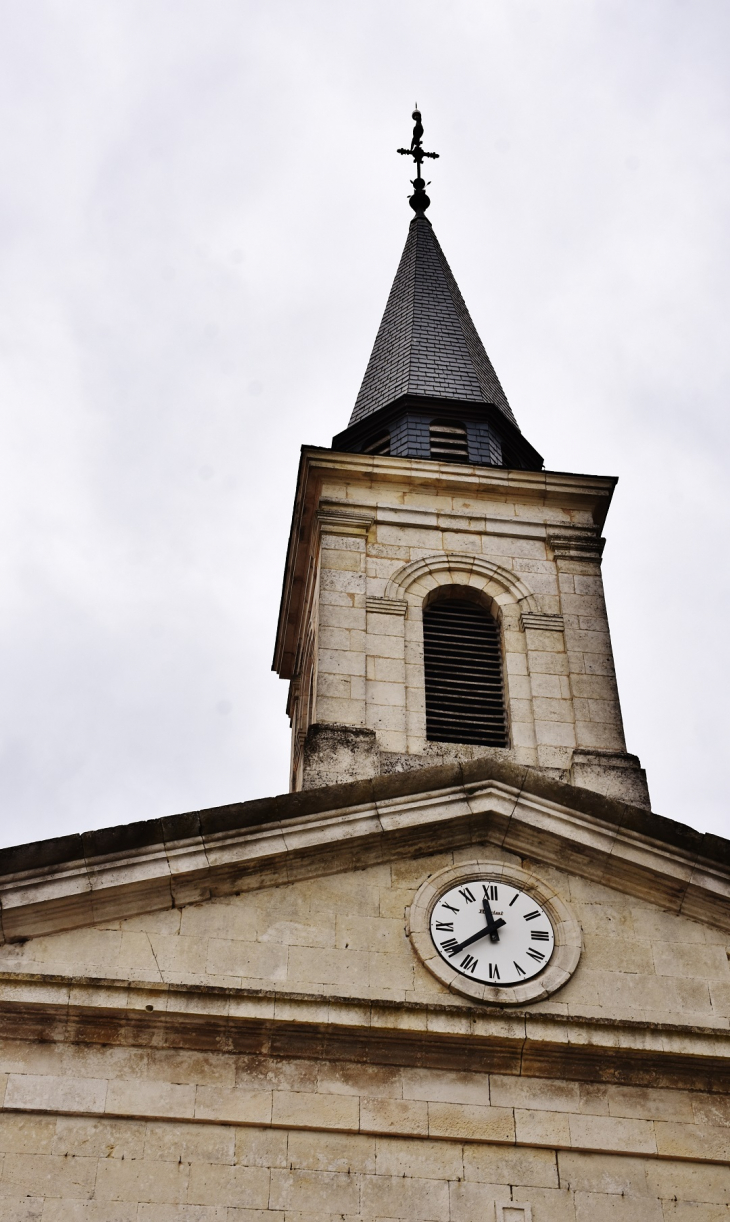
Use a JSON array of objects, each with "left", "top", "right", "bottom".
[{"left": 384, "top": 552, "right": 539, "bottom": 614}]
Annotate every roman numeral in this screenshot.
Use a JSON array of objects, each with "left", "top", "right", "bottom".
[
  {"left": 513, "top": 961, "right": 526, "bottom": 977},
  {"left": 460, "top": 954, "right": 478, "bottom": 974},
  {"left": 508, "top": 893, "right": 519, "bottom": 906},
  {"left": 526, "top": 947, "right": 546, "bottom": 962},
  {"left": 531, "top": 930, "right": 550, "bottom": 941},
  {"left": 523, "top": 909, "right": 542, "bottom": 921},
  {"left": 488, "top": 963, "right": 500, "bottom": 980},
  {"left": 459, "top": 886, "right": 476, "bottom": 903},
  {"left": 483, "top": 884, "right": 498, "bottom": 901},
  {"left": 435, "top": 921, "right": 453, "bottom": 932},
  {"left": 441, "top": 902, "right": 459, "bottom": 915},
  {"left": 440, "top": 938, "right": 459, "bottom": 956}
]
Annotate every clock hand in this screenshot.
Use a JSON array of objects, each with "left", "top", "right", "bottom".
[
  {"left": 482, "top": 893, "right": 502, "bottom": 943},
  {"left": 448, "top": 916, "right": 506, "bottom": 955},
  {"left": 446, "top": 891, "right": 507, "bottom": 955}
]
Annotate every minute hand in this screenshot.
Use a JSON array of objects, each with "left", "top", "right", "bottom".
[{"left": 450, "top": 917, "right": 506, "bottom": 955}]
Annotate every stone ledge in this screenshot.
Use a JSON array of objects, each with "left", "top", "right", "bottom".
[
  {"left": 317, "top": 502, "right": 375, "bottom": 536},
  {"left": 1, "top": 973, "right": 730, "bottom": 1094},
  {"left": 307, "top": 448, "right": 618, "bottom": 508},
  {"left": 546, "top": 527, "right": 606, "bottom": 560}
]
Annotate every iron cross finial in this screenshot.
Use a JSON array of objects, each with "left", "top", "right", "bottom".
[{"left": 397, "top": 106, "right": 439, "bottom": 214}]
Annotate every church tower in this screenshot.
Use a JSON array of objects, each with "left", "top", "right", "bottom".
[
  {"left": 274, "top": 111, "right": 649, "bottom": 810},
  {"left": 2, "top": 109, "right": 730, "bottom": 1222}
]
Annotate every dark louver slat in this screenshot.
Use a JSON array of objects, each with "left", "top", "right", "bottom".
[
  {"left": 363, "top": 432, "right": 391, "bottom": 456},
  {"left": 423, "top": 599, "right": 508, "bottom": 747},
  {"left": 430, "top": 421, "right": 469, "bottom": 462}
]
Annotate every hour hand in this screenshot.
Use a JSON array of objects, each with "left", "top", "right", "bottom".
[{"left": 449, "top": 917, "right": 506, "bottom": 955}]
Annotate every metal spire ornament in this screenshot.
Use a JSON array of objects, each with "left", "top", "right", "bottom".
[{"left": 397, "top": 106, "right": 439, "bottom": 214}]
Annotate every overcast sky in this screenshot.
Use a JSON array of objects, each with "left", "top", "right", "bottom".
[{"left": 0, "top": 1, "right": 728, "bottom": 850}]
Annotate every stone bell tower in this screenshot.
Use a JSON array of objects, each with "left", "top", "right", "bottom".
[
  {"left": 4, "top": 109, "right": 729, "bottom": 1222},
  {"left": 273, "top": 111, "right": 649, "bottom": 810}
]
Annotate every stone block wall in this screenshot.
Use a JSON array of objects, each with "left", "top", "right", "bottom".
[
  {"left": 1, "top": 794, "right": 728, "bottom": 1217},
  {"left": 284, "top": 455, "right": 648, "bottom": 806},
  {"left": 2, "top": 849, "right": 728, "bottom": 1027},
  {"left": 3, "top": 1055, "right": 730, "bottom": 1218}
]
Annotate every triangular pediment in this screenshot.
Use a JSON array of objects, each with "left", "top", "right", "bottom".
[
  {"left": 0, "top": 759, "right": 727, "bottom": 947},
  {"left": 2, "top": 834, "right": 727, "bottom": 1029},
  {"left": 2, "top": 761, "right": 730, "bottom": 1092}
]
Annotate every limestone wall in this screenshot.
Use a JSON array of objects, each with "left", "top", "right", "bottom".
[
  {"left": 2, "top": 1058, "right": 730, "bottom": 1218},
  {"left": 2, "top": 849, "right": 728, "bottom": 1028},
  {"left": 2, "top": 808, "right": 729, "bottom": 1216},
  {"left": 283, "top": 456, "right": 648, "bottom": 804},
  {"left": 314, "top": 484, "right": 620, "bottom": 766}
]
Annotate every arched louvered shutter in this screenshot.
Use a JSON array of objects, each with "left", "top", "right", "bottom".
[{"left": 423, "top": 597, "right": 508, "bottom": 746}]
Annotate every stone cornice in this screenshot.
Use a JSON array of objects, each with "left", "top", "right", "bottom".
[
  {"left": 1, "top": 972, "right": 730, "bottom": 1092},
  {"left": 547, "top": 526, "right": 606, "bottom": 561},
  {"left": 1, "top": 758, "right": 729, "bottom": 945},
  {"left": 310, "top": 448, "right": 618, "bottom": 510},
  {"left": 316, "top": 504, "right": 375, "bottom": 536}
]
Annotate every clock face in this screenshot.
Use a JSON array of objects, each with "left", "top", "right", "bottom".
[{"left": 429, "top": 877, "right": 555, "bottom": 987}]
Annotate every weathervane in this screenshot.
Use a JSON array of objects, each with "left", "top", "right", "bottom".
[{"left": 398, "top": 106, "right": 439, "bottom": 214}]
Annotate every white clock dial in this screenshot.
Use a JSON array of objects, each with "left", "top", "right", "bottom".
[{"left": 429, "top": 878, "right": 555, "bottom": 987}]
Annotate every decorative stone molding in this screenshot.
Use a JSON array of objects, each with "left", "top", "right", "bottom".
[
  {"left": 520, "top": 612, "right": 565, "bottom": 632},
  {"left": 2, "top": 968, "right": 730, "bottom": 1095},
  {"left": 546, "top": 528, "right": 605, "bottom": 561},
  {"left": 365, "top": 596, "right": 408, "bottom": 615},
  {"left": 407, "top": 860, "right": 582, "bottom": 1007},
  {"left": 384, "top": 553, "right": 539, "bottom": 612},
  {"left": 317, "top": 502, "right": 375, "bottom": 537}
]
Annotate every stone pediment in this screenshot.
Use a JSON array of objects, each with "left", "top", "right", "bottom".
[
  {"left": 0, "top": 758, "right": 727, "bottom": 945},
  {"left": 2, "top": 760, "right": 730, "bottom": 1106}
]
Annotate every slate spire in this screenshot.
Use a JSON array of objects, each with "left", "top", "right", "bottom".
[
  {"left": 348, "top": 214, "right": 517, "bottom": 429},
  {"left": 332, "top": 110, "right": 542, "bottom": 472}
]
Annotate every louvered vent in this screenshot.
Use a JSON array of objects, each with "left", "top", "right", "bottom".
[
  {"left": 423, "top": 598, "right": 508, "bottom": 746},
  {"left": 429, "top": 420, "right": 469, "bottom": 462},
  {"left": 363, "top": 431, "right": 391, "bottom": 456}
]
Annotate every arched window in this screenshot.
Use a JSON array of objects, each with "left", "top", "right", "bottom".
[
  {"left": 429, "top": 420, "right": 468, "bottom": 463},
  {"left": 423, "top": 595, "right": 507, "bottom": 746},
  {"left": 363, "top": 431, "right": 391, "bottom": 456}
]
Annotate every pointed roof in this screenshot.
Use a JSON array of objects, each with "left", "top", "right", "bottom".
[{"left": 349, "top": 214, "right": 518, "bottom": 429}]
